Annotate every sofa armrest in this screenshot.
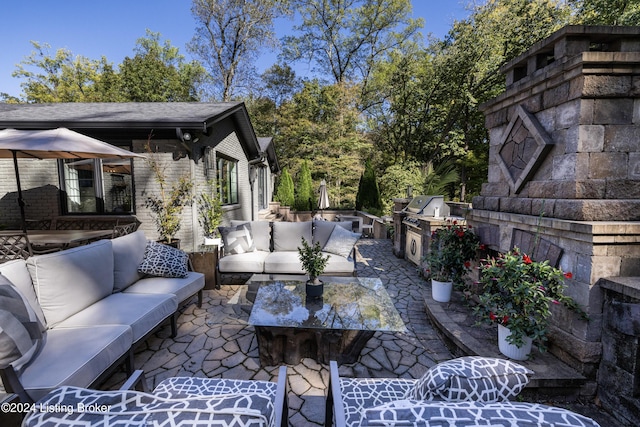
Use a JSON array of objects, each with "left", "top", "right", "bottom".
[
  {"left": 325, "top": 360, "right": 347, "bottom": 427},
  {"left": 274, "top": 365, "right": 289, "bottom": 427},
  {"left": 119, "top": 369, "right": 149, "bottom": 392}
]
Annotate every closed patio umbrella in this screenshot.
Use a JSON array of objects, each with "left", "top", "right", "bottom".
[
  {"left": 0, "top": 128, "right": 145, "bottom": 231},
  {"left": 317, "top": 179, "right": 330, "bottom": 217}
]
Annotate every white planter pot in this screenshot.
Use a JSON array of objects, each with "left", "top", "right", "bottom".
[
  {"left": 204, "top": 237, "right": 221, "bottom": 246},
  {"left": 498, "top": 324, "right": 533, "bottom": 361},
  {"left": 431, "top": 279, "right": 453, "bottom": 303}
]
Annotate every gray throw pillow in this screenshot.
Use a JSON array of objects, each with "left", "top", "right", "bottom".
[
  {"left": 406, "top": 356, "right": 533, "bottom": 402},
  {"left": 138, "top": 241, "right": 189, "bottom": 278},
  {"left": 219, "top": 223, "right": 256, "bottom": 254},
  {"left": 322, "top": 223, "right": 360, "bottom": 258},
  {"left": 0, "top": 274, "right": 43, "bottom": 373}
]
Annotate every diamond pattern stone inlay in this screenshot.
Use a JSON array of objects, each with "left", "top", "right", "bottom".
[{"left": 497, "top": 105, "right": 554, "bottom": 193}]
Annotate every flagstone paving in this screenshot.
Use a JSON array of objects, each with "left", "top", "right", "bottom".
[
  {"left": 106, "top": 239, "right": 451, "bottom": 426},
  {"left": 105, "top": 238, "right": 620, "bottom": 426}
]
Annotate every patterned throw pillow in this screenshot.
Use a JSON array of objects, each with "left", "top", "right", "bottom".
[
  {"left": 0, "top": 274, "right": 43, "bottom": 373},
  {"left": 138, "top": 241, "right": 189, "bottom": 278},
  {"left": 322, "top": 223, "right": 360, "bottom": 258},
  {"left": 406, "top": 356, "right": 533, "bottom": 402},
  {"left": 219, "top": 223, "right": 255, "bottom": 255}
]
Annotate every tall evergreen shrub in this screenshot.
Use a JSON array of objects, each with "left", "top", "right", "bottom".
[
  {"left": 295, "top": 160, "right": 314, "bottom": 211},
  {"left": 355, "top": 160, "right": 383, "bottom": 214},
  {"left": 275, "top": 168, "right": 295, "bottom": 207}
]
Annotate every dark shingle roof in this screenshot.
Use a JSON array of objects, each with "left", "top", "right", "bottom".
[{"left": 0, "top": 102, "right": 245, "bottom": 130}]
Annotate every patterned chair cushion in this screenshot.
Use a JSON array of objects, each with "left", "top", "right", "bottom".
[
  {"left": 339, "top": 377, "right": 417, "bottom": 427},
  {"left": 23, "top": 385, "right": 277, "bottom": 427},
  {"left": 219, "top": 223, "right": 256, "bottom": 255},
  {"left": 322, "top": 224, "right": 360, "bottom": 258},
  {"left": 406, "top": 356, "right": 533, "bottom": 402},
  {"left": 138, "top": 241, "right": 189, "bottom": 278},
  {"left": 363, "top": 400, "right": 601, "bottom": 427},
  {"left": 0, "top": 275, "right": 43, "bottom": 372}
]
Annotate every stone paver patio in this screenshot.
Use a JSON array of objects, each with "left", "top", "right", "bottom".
[
  {"left": 106, "top": 239, "right": 451, "bottom": 426},
  {"left": 104, "top": 238, "right": 619, "bottom": 426}
]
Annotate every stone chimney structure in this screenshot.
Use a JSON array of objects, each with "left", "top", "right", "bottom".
[{"left": 471, "top": 25, "right": 640, "bottom": 386}]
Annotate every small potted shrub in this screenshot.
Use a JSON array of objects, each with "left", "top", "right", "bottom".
[
  {"left": 474, "top": 247, "right": 588, "bottom": 360},
  {"left": 144, "top": 142, "right": 193, "bottom": 247},
  {"left": 424, "top": 220, "right": 479, "bottom": 302},
  {"left": 198, "top": 185, "right": 223, "bottom": 246},
  {"left": 298, "top": 237, "right": 329, "bottom": 298}
]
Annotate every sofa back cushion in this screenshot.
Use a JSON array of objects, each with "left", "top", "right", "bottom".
[
  {"left": 0, "top": 259, "right": 47, "bottom": 330},
  {"left": 272, "top": 222, "right": 312, "bottom": 251},
  {"left": 27, "top": 239, "right": 115, "bottom": 327},
  {"left": 231, "top": 220, "right": 271, "bottom": 252},
  {"left": 312, "top": 220, "right": 352, "bottom": 249},
  {"left": 112, "top": 230, "right": 147, "bottom": 292}
]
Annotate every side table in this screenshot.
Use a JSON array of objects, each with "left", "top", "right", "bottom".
[{"left": 189, "top": 245, "right": 219, "bottom": 290}]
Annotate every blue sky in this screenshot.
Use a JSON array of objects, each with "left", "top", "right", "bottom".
[{"left": 0, "top": 0, "right": 471, "bottom": 98}]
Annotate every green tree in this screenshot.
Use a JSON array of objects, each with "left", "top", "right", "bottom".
[
  {"left": 119, "top": 30, "right": 206, "bottom": 102},
  {"left": 274, "top": 167, "right": 295, "bottom": 207},
  {"left": 295, "top": 160, "right": 314, "bottom": 211},
  {"left": 189, "top": 0, "right": 288, "bottom": 101},
  {"left": 12, "top": 42, "right": 119, "bottom": 102},
  {"left": 569, "top": 0, "right": 640, "bottom": 25},
  {"left": 282, "top": 0, "right": 422, "bottom": 99},
  {"left": 355, "top": 159, "right": 382, "bottom": 214}
]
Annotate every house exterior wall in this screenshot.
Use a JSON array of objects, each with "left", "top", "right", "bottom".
[{"left": 0, "top": 158, "right": 61, "bottom": 228}]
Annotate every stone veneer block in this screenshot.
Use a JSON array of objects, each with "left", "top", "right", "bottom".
[
  {"left": 593, "top": 98, "right": 634, "bottom": 124},
  {"left": 606, "top": 180, "right": 640, "bottom": 199},
  {"left": 589, "top": 152, "right": 627, "bottom": 179},
  {"left": 604, "top": 125, "right": 640, "bottom": 151},
  {"left": 578, "top": 125, "right": 605, "bottom": 152}
]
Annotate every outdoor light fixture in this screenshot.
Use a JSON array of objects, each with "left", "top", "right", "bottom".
[{"left": 176, "top": 128, "right": 195, "bottom": 142}]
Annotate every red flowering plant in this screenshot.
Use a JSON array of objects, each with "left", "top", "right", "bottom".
[
  {"left": 473, "top": 247, "right": 587, "bottom": 350},
  {"left": 424, "top": 220, "right": 480, "bottom": 285}
]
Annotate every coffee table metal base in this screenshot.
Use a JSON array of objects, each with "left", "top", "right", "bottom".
[{"left": 254, "top": 326, "right": 374, "bottom": 366}]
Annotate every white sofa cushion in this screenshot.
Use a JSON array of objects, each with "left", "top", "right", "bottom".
[
  {"left": 0, "top": 259, "right": 47, "bottom": 329},
  {"left": 0, "top": 275, "right": 43, "bottom": 372},
  {"left": 323, "top": 253, "right": 355, "bottom": 274},
  {"left": 111, "top": 230, "right": 147, "bottom": 292},
  {"left": 56, "top": 293, "right": 177, "bottom": 343},
  {"left": 27, "top": 240, "right": 115, "bottom": 327},
  {"left": 272, "top": 222, "right": 312, "bottom": 252},
  {"left": 218, "top": 251, "right": 270, "bottom": 273},
  {"left": 18, "top": 325, "right": 132, "bottom": 402},
  {"left": 231, "top": 220, "right": 271, "bottom": 251},
  {"left": 124, "top": 271, "right": 204, "bottom": 304},
  {"left": 264, "top": 251, "right": 306, "bottom": 274},
  {"left": 313, "top": 220, "right": 352, "bottom": 248}
]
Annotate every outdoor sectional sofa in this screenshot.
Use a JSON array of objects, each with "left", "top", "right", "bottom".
[
  {"left": 217, "top": 220, "right": 360, "bottom": 282},
  {"left": 0, "top": 230, "right": 204, "bottom": 403}
]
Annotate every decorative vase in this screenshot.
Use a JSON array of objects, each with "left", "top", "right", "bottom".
[
  {"left": 431, "top": 279, "right": 453, "bottom": 303},
  {"left": 498, "top": 324, "right": 533, "bottom": 361},
  {"left": 306, "top": 277, "right": 323, "bottom": 298}
]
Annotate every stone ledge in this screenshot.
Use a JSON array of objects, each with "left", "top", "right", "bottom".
[{"left": 423, "top": 288, "right": 593, "bottom": 399}]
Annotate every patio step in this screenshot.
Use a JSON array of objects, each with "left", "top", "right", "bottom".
[{"left": 424, "top": 290, "right": 595, "bottom": 401}]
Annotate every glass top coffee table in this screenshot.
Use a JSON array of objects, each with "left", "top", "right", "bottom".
[{"left": 247, "top": 274, "right": 406, "bottom": 365}]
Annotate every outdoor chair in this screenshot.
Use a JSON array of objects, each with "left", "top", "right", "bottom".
[
  {"left": 0, "top": 232, "right": 32, "bottom": 262},
  {"left": 111, "top": 221, "right": 139, "bottom": 238},
  {"left": 22, "top": 367, "right": 288, "bottom": 427},
  {"left": 326, "top": 358, "right": 601, "bottom": 427}
]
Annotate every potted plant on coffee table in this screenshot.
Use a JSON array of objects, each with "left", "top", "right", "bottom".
[
  {"left": 424, "top": 220, "right": 479, "bottom": 302},
  {"left": 298, "top": 237, "right": 329, "bottom": 298},
  {"left": 474, "top": 247, "right": 588, "bottom": 360}
]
